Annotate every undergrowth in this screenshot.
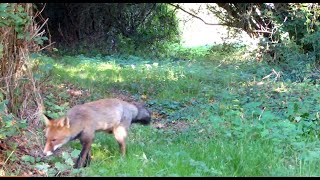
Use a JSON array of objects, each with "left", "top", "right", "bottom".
[{"left": 6, "top": 43, "right": 320, "bottom": 176}]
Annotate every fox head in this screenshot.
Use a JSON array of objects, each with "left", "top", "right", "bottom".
[
  {"left": 43, "top": 114, "right": 72, "bottom": 156},
  {"left": 132, "top": 102, "right": 152, "bottom": 125}
]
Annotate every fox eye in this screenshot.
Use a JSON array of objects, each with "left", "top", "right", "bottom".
[{"left": 51, "top": 139, "right": 57, "bottom": 142}]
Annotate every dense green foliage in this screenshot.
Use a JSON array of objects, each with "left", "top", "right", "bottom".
[
  {"left": 38, "top": 3, "right": 180, "bottom": 56},
  {"left": 203, "top": 3, "right": 319, "bottom": 75},
  {"left": 259, "top": 4, "right": 320, "bottom": 74}
]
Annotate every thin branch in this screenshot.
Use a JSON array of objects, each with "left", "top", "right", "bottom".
[
  {"left": 30, "top": 18, "right": 48, "bottom": 40},
  {"left": 38, "top": 42, "right": 56, "bottom": 51},
  {"left": 168, "top": 3, "right": 228, "bottom": 26},
  {"left": 253, "top": 30, "right": 273, "bottom": 34},
  {"left": 34, "top": 3, "right": 46, "bottom": 19}
]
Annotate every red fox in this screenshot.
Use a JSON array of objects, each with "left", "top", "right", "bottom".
[{"left": 42, "top": 98, "right": 151, "bottom": 168}]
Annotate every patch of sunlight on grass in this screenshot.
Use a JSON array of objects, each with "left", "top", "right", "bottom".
[
  {"left": 112, "top": 76, "right": 124, "bottom": 83},
  {"left": 167, "top": 69, "right": 180, "bottom": 81},
  {"left": 273, "top": 83, "right": 289, "bottom": 93},
  {"left": 96, "top": 63, "right": 118, "bottom": 71}
]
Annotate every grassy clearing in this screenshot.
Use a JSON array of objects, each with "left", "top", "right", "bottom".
[{"left": 29, "top": 44, "right": 320, "bottom": 177}]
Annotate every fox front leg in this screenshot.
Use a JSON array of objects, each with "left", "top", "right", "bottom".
[
  {"left": 84, "top": 150, "right": 91, "bottom": 167},
  {"left": 76, "top": 149, "right": 92, "bottom": 168},
  {"left": 75, "top": 134, "right": 94, "bottom": 168}
]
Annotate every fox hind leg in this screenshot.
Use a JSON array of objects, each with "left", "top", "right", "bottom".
[{"left": 113, "top": 126, "right": 128, "bottom": 156}]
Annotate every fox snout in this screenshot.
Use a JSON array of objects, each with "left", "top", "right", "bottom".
[
  {"left": 43, "top": 150, "right": 53, "bottom": 156},
  {"left": 43, "top": 142, "right": 64, "bottom": 156},
  {"left": 43, "top": 143, "right": 54, "bottom": 157}
]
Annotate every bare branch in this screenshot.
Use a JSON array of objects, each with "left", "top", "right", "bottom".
[{"left": 168, "top": 3, "right": 228, "bottom": 26}]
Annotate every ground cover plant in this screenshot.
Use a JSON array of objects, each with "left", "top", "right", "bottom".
[{"left": 10, "top": 43, "right": 318, "bottom": 176}]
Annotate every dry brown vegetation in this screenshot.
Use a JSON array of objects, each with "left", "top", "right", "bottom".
[{"left": 0, "top": 3, "right": 50, "bottom": 176}]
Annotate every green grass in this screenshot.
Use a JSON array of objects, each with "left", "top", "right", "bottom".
[
  {"left": 32, "top": 44, "right": 320, "bottom": 176},
  {"left": 87, "top": 127, "right": 278, "bottom": 177}
]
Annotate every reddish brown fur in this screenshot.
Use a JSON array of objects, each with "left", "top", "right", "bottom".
[{"left": 43, "top": 98, "right": 151, "bottom": 168}]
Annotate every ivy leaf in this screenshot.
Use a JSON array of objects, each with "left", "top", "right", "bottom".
[
  {"left": 21, "top": 155, "right": 35, "bottom": 163},
  {"left": 71, "top": 149, "right": 81, "bottom": 158},
  {"left": 55, "top": 162, "right": 68, "bottom": 172},
  {"left": 65, "top": 158, "right": 75, "bottom": 166},
  {"left": 62, "top": 152, "right": 70, "bottom": 160},
  {"left": 35, "top": 163, "right": 50, "bottom": 171}
]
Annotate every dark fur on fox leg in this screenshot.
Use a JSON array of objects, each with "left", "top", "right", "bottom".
[
  {"left": 75, "top": 138, "right": 93, "bottom": 168},
  {"left": 84, "top": 151, "right": 91, "bottom": 167},
  {"left": 74, "top": 153, "right": 91, "bottom": 168}
]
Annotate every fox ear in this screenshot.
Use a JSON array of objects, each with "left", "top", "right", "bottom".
[
  {"left": 43, "top": 114, "right": 53, "bottom": 126},
  {"left": 56, "top": 117, "right": 70, "bottom": 128},
  {"left": 64, "top": 117, "right": 70, "bottom": 128},
  {"left": 44, "top": 114, "right": 54, "bottom": 120}
]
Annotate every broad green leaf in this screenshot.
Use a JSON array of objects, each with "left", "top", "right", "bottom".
[
  {"left": 21, "top": 155, "right": 35, "bottom": 163},
  {"left": 71, "top": 149, "right": 81, "bottom": 158},
  {"left": 55, "top": 162, "right": 68, "bottom": 172}
]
